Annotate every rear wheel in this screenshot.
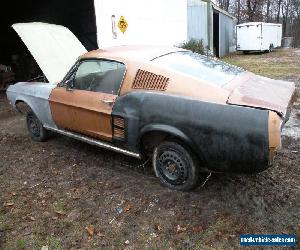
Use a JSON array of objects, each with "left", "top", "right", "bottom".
[
  {"left": 153, "top": 141, "right": 199, "bottom": 191},
  {"left": 26, "top": 110, "right": 49, "bottom": 142}
]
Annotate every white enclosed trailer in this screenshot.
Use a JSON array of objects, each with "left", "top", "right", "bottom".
[{"left": 236, "top": 22, "right": 282, "bottom": 53}]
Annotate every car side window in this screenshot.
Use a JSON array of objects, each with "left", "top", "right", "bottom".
[{"left": 73, "top": 60, "right": 126, "bottom": 95}]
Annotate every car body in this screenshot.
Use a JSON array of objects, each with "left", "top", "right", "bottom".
[{"left": 7, "top": 22, "right": 296, "bottom": 190}]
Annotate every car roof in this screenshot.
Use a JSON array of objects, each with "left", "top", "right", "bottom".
[{"left": 81, "top": 45, "right": 184, "bottom": 62}]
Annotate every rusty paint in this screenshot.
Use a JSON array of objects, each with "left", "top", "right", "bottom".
[
  {"left": 49, "top": 87, "right": 115, "bottom": 141},
  {"left": 226, "top": 73, "right": 296, "bottom": 118},
  {"left": 268, "top": 111, "right": 282, "bottom": 162},
  {"left": 80, "top": 46, "right": 230, "bottom": 104}
]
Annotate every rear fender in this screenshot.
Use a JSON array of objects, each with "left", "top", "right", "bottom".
[{"left": 139, "top": 124, "right": 198, "bottom": 154}]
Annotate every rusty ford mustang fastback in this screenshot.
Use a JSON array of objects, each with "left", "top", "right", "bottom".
[{"left": 7, "top": 23, "right": 296, "bottom": 190}]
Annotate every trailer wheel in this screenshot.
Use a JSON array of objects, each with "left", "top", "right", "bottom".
[
  {"left": 26, "top": 110, "right": 49, "bottom": 142},
  {"left": 269, "top": 44, "right": 274, "bottom": 52},
  {"left": 153, "top": 141, "right": 199, "bottom": 191}
]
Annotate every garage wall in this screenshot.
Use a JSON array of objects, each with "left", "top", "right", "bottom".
[
  {"left": 219, "top": 13, "right": 236, "bottom": 57},
  {"left": 187, "top": 0, "right": 208, "bottom": 46}
]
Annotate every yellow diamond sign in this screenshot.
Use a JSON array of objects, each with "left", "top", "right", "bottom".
[{"left": 118, "top": 16, "right": 128, "bottom": 34}]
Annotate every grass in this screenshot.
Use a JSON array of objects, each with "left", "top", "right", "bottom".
[
  {"left": 52, "top": 199, "right": 66, "bottom": 214},
  {"left": 9, "top": 235, "right": 62, "bottom": 250},
  {"left": 16, "top": 239, "right": 26, "bottom": 249},
  {"left": 44, "top": 236, "right": 62, "bottom": 250},
  {"left": 222, "top": 49, "right": 300, "bottom": 80}
]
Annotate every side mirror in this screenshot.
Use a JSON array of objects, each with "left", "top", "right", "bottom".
[{"left": 65, "top": 79, "right": 74, "bottom": 91}]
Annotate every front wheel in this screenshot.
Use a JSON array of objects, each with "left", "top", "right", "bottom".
[
  {"left": 26, "top": 110, "right": 49, "bottom": 142},
  {"left": 153, "top": 141, "right": 199, "bottom": 191}
]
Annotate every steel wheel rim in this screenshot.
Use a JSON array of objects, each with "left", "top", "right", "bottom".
[
  {"left": 28, "top": 114, "right": 40, "bottom": 137},
  {"left": 157, "top": 150, "right": 188, "bottom": 185}
]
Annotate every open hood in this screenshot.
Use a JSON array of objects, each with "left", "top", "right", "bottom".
[
  {"left": 226, "top": 73, "right": 296, "bottom": 118},
  {"left": 12, "top": 22, "right": 87, "bottom": 83}
]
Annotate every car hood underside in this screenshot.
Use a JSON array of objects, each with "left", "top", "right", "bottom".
[{"left": 12, "top": 22, "right": 87, "bottom": 83}]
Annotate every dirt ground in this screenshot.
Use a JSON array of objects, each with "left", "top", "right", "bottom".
[{"left": 0, "top": 49, "right": 300, "bottom": 249}]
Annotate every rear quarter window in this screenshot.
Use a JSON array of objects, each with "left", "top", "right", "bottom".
[{"left": 152, "top": 51, "right": 244, "bottom": 86}]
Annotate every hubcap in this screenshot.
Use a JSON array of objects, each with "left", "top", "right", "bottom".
[{"left": 158, "top": 150, "right": 188, "bottom": 185}]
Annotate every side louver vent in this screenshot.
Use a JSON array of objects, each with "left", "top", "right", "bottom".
[
  {"left": 113, "top": 117, "right": 125, "bottom": 140},
  {"left": 132, "top": 69, "right": 169, "bottom": 91}
]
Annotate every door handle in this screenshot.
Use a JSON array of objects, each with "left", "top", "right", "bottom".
[
  {"left": 101, "top": 99, "right": 114, "bottom": 104},
  {"left": 66, "top": 87, "right": 74, "bottom": 92}
]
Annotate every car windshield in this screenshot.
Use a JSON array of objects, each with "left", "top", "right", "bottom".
[{"left": 152, "top": 51, "right": 245, "bottom": 86}]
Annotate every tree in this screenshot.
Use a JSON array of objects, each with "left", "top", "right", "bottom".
[
  {"left": 216, "top": 0, "right": 231, "bottom": 12},
  {"left": 282, "top": 0, "right": 291, "bottom": 37},
  {"left": 237, "top": 0, "right": 241, "bottom": 23},
  {"left": 266, "top": 0, "right": 271, "bottom": 22},
  {"left": 277, "top": 0, "right": 283, "bottom": 22},
  {"left": 291, "top": 0, "right": 300, "bottom": 44},
  {"left": 245, "top": 0, "right": 267, "bottom": 21}
]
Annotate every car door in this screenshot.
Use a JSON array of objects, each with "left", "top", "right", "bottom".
[{"left": 49, "top": 59, "right": 126, "bottom": 141}]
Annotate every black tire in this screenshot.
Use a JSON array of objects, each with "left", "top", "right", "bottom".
[
  {"left": 26, "top": 110, "right": 48, "bottom": 142},
  {"left": 243, "top": 51, "right": 250, "bottom": 55},
  {"left": 269, "top": 44, "right": 274, "bottom": 52},
  {"left": 153, "top": 141, "right": 199, "bottom": 191}
]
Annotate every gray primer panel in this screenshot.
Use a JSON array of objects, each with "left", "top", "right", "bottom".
[{"left": 6, "top": 82, "right": 57, "bottom": 129}]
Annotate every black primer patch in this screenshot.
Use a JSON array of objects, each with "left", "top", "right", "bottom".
[{"left": 112, "top": 92, "right": 269, "bottom": 173}]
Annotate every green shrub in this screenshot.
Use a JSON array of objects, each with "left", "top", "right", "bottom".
[{"left": 179, "top": 39, "right": 205, "bottom": 55}]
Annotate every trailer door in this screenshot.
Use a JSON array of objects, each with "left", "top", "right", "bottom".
[
  {"left": 237, "top": 24, "right": 262, "bottom": 51},
  {"left": 261, "top": 24, "right": 278, "bottom": 51}
]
